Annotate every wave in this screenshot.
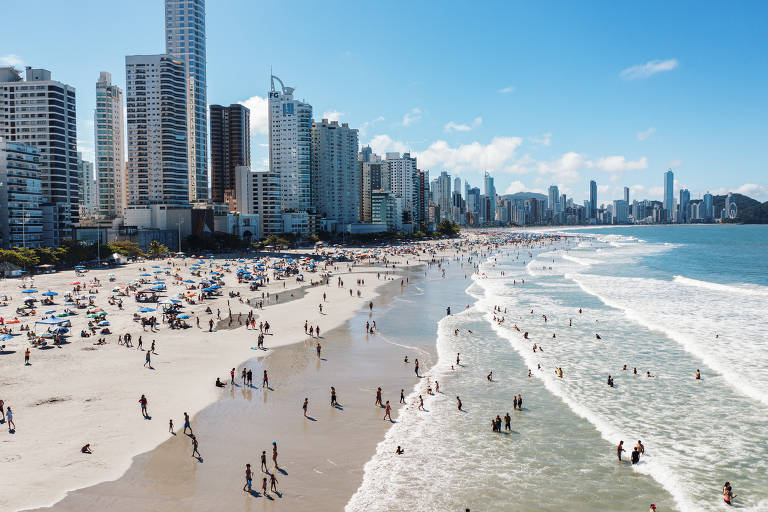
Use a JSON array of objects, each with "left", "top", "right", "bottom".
[{"left": 673, "top": 275, "right": 768, "bottom": 297}]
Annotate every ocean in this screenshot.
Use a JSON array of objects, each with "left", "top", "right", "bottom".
[{"left": 347, "top": 225, "right": 768, "bottom": 512}]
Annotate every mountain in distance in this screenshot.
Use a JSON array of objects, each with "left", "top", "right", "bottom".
[
  {"left": 713, "top": 193, "right": 768, "bottom": 224},
  {"left": 503, "top": 192, "right": 548, "bottom": 202}
]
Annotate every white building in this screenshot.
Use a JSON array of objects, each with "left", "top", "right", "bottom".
[
  {"left": 77, "top": 152, "right": 96, "bottom": 218},
  {"left": 94, "top": 71, "right": 125, "bottom": 220},
  {"left": 165, "top": 0, "right": 208, "bottom": 202},
  {"left": 125, "top": 54, "right": 189, "bottom": 209},
  {"left": 268, "top": 75, "right": 312, "bottom": 225},
  {"left": 235, "top": 166, "right": 282, "bottom": 237},
  {"left": 0, "top": 139, "right": 44, "bottom": 248},
  {"left": 0, "top": 67, "right": 78, "bottom": 245},
  {"left": 385, "top": 152, "right": 418, "bottom": 223},
  {"left": 311, "top": 119, "right": 359, "bottom": 227}
]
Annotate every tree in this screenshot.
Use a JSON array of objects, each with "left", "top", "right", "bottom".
[
  {"left": 108, "top": 241, "right": 145, "bottom": 258},
  {"left": 147, "top": 240, "right": 169, "bottom": 259},
  {"left": 436, "top": 219, "right": 460, "bottom": 236}
]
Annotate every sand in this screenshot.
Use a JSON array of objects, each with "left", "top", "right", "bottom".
[{"left": 0, "top": 248, "right": 424, "bottom": 512}]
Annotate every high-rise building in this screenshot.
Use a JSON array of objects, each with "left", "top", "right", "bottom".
[
  {"left": 359, "top": 145, "right": 373, "bottom": 163},
  {"left": 268, "top": 75, "right": 312, "bottom": 223},
  {"left": 360, "top": 161, "right": 387, "bottom": 223},
  {"left": 589, "top": 180, "right": 597, "bottom": 220},
  {"left": 77, "top": 152, "right": 96, "bottom": 218},
  {"left": 678, "top": 188, "right": 690, "bottom": 224},
  {"left": 165, "top": 0, "right": 208, "bottom": 202},
  {"left": 125, "top": 54, "right": 189, "bottom": 207},
  {"left": 311, "top": 119, "right": 359, "bottom": 226},
  {"left": 663, "top": 169, "right": 674, "bottom": 221},
  {"left": 0, "top": 139, "right": 43, "bottom": 248},
  {"left": 209, "top": 104, "right": 250, "bottom": 211},
  {"left": 436, "top": 172, "right": 452, "bottom": 220},
  {"left": 703, "top": 192, "right": 714, "bottom": 222},
  {"left": 484, "top": 172, "right": 496, "bottom": 224},
  {"left": 0, "top": 67, "right": 78, "bottom": 245},
  {"left": 94, "top": 71, "right": 125, "bottom": 219},
  {"left": 385, "top": 152, "right": 418, "bottom": 223},
  {"left": 623, "top": 186, "right": 629, "bottom": 204},
  {"left": 548, "top": 185, "right": 559, "bottom": 213},
  {"left": 612, "top": 199, "right": 629, "bottom": 224}
]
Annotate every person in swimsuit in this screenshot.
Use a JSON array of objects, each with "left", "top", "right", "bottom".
[
  {"left": 243, "top": 464, "right": 252, "bottom": 492},
  {"left": 617, "top": 440, "right": 625, "bottom": 461},
  {"left": 302, "top": 398, "right": 308, "bottom": 417},
  {"left": 272, "top": 442, "right": 278, "bottom": 468},
  {"left": 383, "top": 401, "right": 392, "bottom": 421},
  {"left": 6, "top": 406, "right": 14, "bottom": 431},
  {"left": 418, "top": 395, "right": 424, "bottom": 410},
  {"left": 270, "top": 472, "right": 278, "bottom": 493},
  {"left": 183, "top": 412, "right": 192, "bottom": 434},
  {"left": 375, "top": 387, "right": 382, "bottom": 407},
  {"left": 457, "top": 396, "right": 463, "bottom": 411},
  {"left": 395, "top": 446, "right": 404, "bottom": 454},
  {"left": 139, "top": 395, "right": 149, "bottom": 418},
  {"left": 330, "top": 386, "right": 337, "bottom": 407},
  {"left": 696, "top": 369, "right": 701, "bottom": 380}
]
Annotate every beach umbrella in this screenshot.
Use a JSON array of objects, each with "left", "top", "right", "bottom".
[
  {"left": 138, "top": 307, "right": 156, "bottom": 312},
  {"left": 183, "top": 279, "right": 194, "bottom": 283},
  {"left": 153, "top": 270, "right": 163, "bottom": 274},
  {"left": 42, "top": 291, "right": 58, "bottom": 296},
  {"left": 139, "top": 273, "right": 151, "bottom": 276},
  {"left": 177, "top": 314, "right": 190, "bottom": 319},
  {"left": 0, "top": 334, "right": 13, "bottom": 342},
  {"left": 45, "top": 309, "right": 56, "bottom": 314},
  {"left": 52, "top": 326, "right": 69, "bottom": 334},
  {"left": 151, "top": 265, "right": 160, "bottom": 268},
  {"left": 71, "top": 281, "right": 81, "bottom": 285},
  {"left": 98, "top": 321, "right": 110, "bottom": 327},
  {"left": 22, "top": 289, "right": 37, "bottom": 293}
]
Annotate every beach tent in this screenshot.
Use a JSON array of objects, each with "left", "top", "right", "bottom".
[
  {"left": 35, "top": 317, "right": 71, "bottom": 327},
  {"left": 138, "top": 307, "right": 156, "bottom": 312},
  {"left": 42, "top": 291, "right": 58, "bottom": 296},
  {"left": 22, "top": 289, "right": 38, "bottom": 294}
]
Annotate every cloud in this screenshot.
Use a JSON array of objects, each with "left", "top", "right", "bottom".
[
  {"left": 620, "top": 59, "right": 679, "bottom": 80},
  {"left": 498, "top": 85, "right": 516, "bottom": 94},
  {"left": 733, "top": 183, "right": 768, "bottom": 200},
  {"left": 536, "top": 152, "right": 585, "bottom": 184},
  {"left": 237, "top": 95, "right": 269, "bottom": 135},
  {"left": 667, "top": 158, "right": 683, "bottom": 168},
  {"left": 358, "top": 116, "right": 385, "bottom": 137},
  {"left": 444, "top": 117, "right": 482, "bottom": 133},
  {"left": 402, "top": 108, "right": 422, "bottom": 127},
  {"left": 529, "top": 133, "right": 552, "bottom": 147},
  {"left": 368, "top": 134, "right": 409, "bottom": 156},
  {"left": 417, "top": 136, "right": 523, "bottom": 174},
  {"left": 0, "top": 54, "right": 24, "bottom": 67},
  {"left": 637, "top": 127, "right": 656, "bottom": 141},
  {"left": 504, "top": 181, "right": 530, "bottom": 194},
  {"left": 592, "top": 155, "right": 648, "bottom": 173},
  {"left": 322, "top": 110, "right": 344, "bottom": 122}
]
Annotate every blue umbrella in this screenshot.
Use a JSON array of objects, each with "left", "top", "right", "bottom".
[
  {"left": 201, "top": 287, "right": 216, "bottom": 292},
  {"left": 151, "top": 265, "right": 160, "bottom": 268},
  {"left": 139, "top": 273, "right": 151, "bottom": 276},
  {"left": 45, "top": 309, "right": 56, "bottom": 314},
  {"left": 177, "top": 314, "right": 190, "bottom": 319},
  {"left": 0, "top": 334, "right": 13, "bottom": 342},
  {"left": 42, "top": 291, "right": 58, "bottom": 296},
  {"left": 138, "top": 307, "right": 156, "bottom": 312},
  {"left": 153, "top": 270, "right": 163, "bottom": 273},
  {"left": 183, "top": 279, "right": 194, "bottom": 283},
  {"left": 52, "top": 326, "right": 69, "bottom": 334},
  {"left": 98, "top": 321, "right": 110, "bottom": 327},
  {"left": 22, "top": 289, "right": 38, "bottom": 293}
]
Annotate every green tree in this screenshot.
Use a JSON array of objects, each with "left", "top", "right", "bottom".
[
  {"left": 107, "top": 241, "right": 145, "bottom": 258},
  {"left": 436, "top": 219, "right": 460, "bottom": 236},
  {"left": 147, "top": 240, "right": 169, "bottom": 259}
]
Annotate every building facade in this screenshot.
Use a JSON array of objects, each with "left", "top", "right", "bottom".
[
  {"left": 311, "top": 119, "right": 359, "bottom": 226},
  {"left": 209, "top": 103, "right": 250, "bottom": 210},
  {"left": 663, "top": 169, "right": 674, "bottom": 221},
  {"left": 94, "top": 71, "right": 125, "bottom": 220},
  {"left": 77, "top": 152, "right": 96, "bottom": 218},
  {"left": 125, "top": 54, "right": 189, "bottom": 207},
  {"left": 0, "top": 67, "right": 78, "bottom": 245},
  {"left": 0, "top": 139, "right": 43, "bottom": 248},
  {"left": 165, "top": 0, "right": 208, "bottom": 202}
]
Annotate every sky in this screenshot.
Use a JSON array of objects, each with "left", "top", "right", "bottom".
[{"left": 2, "top": 0, "right": 767, "bottom": 203}]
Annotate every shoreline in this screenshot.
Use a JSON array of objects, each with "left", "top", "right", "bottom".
[{"left": 1, "top": 251, "right": 417, "bottom": 512}]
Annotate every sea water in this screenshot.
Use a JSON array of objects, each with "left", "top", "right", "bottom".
[{"left": 347, "top": 225, "right": 768, "bottom": 512}]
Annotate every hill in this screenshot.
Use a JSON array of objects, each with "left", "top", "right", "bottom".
[
  {"left": 712, "top": 193, "right": 768, "bottom": 223},
  {"left": 503, "top": 192, "right": 548, "bottom": 202}
]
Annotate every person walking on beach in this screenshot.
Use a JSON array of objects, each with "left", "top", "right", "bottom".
[
  {"left": 263, "top": 370, "right": 269, "bottom": 389},
  {"left": 169, "top": 419, "right": 174, "bottom": 434},
  {"left": 24, "top": 347, "right": 30, "bottom": 365},
  {"left": 191, "top": 435, "right": 200, "bottom": 458},
  {"left": 272, "top": 442, "right": 278, "bottom": 468},
  {"left": 457, "top": 396, "right": 463, "bottom": 411},
  {"left": 617, "top": 440, "right": 626, "bottom": 461},
  {"left": 243, "top": 464, "right": 253, "bottom": 492},
  {"left": 384, "top": 400, "right": 392, "bottom": 421},
  {"left": 456, "top": 353, "right": 461, "bottom": 366},
  {"left": 261, "top": 451, "right": 268, "bottom": 472},
  {"left": 261, "top": 477, "right": 268, "bottom": 496},
  {"left": 139, "top": 395, "right": 149, "bottom": 419},
  {"left": 504, "top": 412, "right": 511, "bottom": 430},
  {"left": 375, "top": 387, "right": 383, "bottom": 407},
  {"left": 316, "top": 342, "right": 321, "bottom": 358},
  {"left": 183, "top": 412, "right": 192, "bottom": 435},
  {"left": 400, "top": 389, "right": 405, "bottom": 404},
  {"left": 6, "top": 406, "right": 14, "bottom": 432},
  {"left": 303, "top": 398, "right": 309, "bottom": 417},
  {"left": 331, "top": 386, "right": 337, "bottom": 407},
  {"left": 414, "top": 359, "right": 419, "bottom": 377},
  {"left": 230, "top": 368, "right": 235, "bottom": 385},
  {"left": 144, "top": 350, "right": 152, "bottom": 369},
  {"left": 418, "top": 395, "right": 424, "bottom": 411},
  {"left": 270, "top": 472, "right": 278, "bottom": 493}
]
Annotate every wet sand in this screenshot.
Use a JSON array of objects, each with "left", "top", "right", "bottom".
[{"left": 36, "top": 266, "right": 437, "bottom": 512}]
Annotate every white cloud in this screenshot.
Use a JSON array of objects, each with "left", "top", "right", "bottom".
[
  {"left": 359, "top": 116, "right": 385, "bottom": 137},
  {"left": 667, "top": 158, "right": 683, "bottom": 168},
  {"left": 368, "top": 134, "right": 408, "bottom": 156},
  {"left": 620, "top": 59, "right": 679, "bottom": 80},
  {"left": 536, "top": 152, "right": 585, "bottom": 184},
  {"left": 592, "top": 155, "right": 648, "bottom": 173},
  {"left": 417, "top": 136, "right": 523, "bottom": 174},
  {"left": 402, "top": 108, "right": 422, "bottom": 127},
  {"left": 0, "top": 54, "right": 24, "bottom": 67},
  {"left": 322, "top": 110, "right": 344, "bottom": 122},
  {"left": 499, "top": 85, "right": 516, "bottom": 94},
  {"left": 637, "top": 127, "right": 655, "bottom": 141},
  {"left": 529, "top": 133, "right": 552, "bottom": 146},
  {"left": 237, "top": 95, "right": 269, "bottom": 135},
  {"left": 444, "top": 117, "right": 482, "bottom": 133},
  {"left": 504, "top": 181, "right": 530, "bottom": 194},
  {"left": 733, "top": 184, "right": 768, "bottom": 200}
]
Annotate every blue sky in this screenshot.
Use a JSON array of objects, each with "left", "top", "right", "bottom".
[{"left": 2, "top": 0, "right": 766, "bottom": 202}]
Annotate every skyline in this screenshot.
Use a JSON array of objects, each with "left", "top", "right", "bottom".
[{"left": 1, "top": 1, "right": 767, "bottom": 202}]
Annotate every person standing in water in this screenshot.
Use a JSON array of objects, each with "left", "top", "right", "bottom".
[
  {"left": 383, "top": 401, "right": 392, "bottom": 421},
  {"left": 617, "top": 440, "right": 626, "bottom": 461}
]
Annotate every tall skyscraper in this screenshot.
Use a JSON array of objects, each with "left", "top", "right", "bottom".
[
  {"left": 436, "top": 171, "right": 452, "bottom": 220},
  {"left": 359, "top": 145, "right": 372, "bottom": 163},
  {"left": 125, "top": 55, "right": 189, "bottom": 206},
  {"left": 94, "top": 71, "right": 125, "bottom": 219},
  {"left": 0, "top": 138, "right": 43, "bottom": 248},
  {"left": 385, "top": 152, "right": 418, "bottom": 223},
  {"left": 268, "top": 75, "right": 312, "bottom": 219},
  {"left": 484, "top": 172, "right": 496, "bottom": 224},
  {"left": 311, "top": 119, "right": 360, "bottom": 225},
  {"left": 548, "top": 185, "right": 559, "bottom": 212},
  {"left": 165, "top": 0, "right": 208, "bottom": 202},
  {"left": 678, "top": 188, "right": 690, "bottom": 224},
  {"left": 209, "top": 104, "right": 250, "bottom": 211},
  {"left": 360, "top": 161, "right": 387, "bottom": 223},
  {"left": 663, "top": 169, "right": 674, "bottom": 221},
  {"left": 76, "top": 152, "right": 96, "bottom": 218},
  {"left": 0, "top": 67, "right": 78, "bottom": 245},
  {"left": 623, "top": 186, "right": 630, "bottom": 204},
  {"left": 589, "top": 180, "right": 597, "bottom": 220},
  {"left": 703, "top": 192, "right": 714, "bottom": 222}
]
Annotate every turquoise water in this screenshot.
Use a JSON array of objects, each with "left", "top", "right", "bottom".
[{"left": 349, "top": 226, "right": 768, "bottom": 512}]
